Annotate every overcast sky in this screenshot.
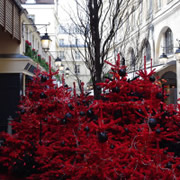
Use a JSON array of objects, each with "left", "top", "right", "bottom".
[{"left": 59, "top": 0, "right": 77, "bottom": 22}]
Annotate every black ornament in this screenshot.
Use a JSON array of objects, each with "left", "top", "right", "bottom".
[
  {"left": 21, "top": 109, "right": 26, "bottom": 114},
  {"left": 92, "top": 114, "right": 98, "bottom": 121},
  {"left": 64, "top": 84, "right": 68, "bottom": 88},
  {"left": 76, "top": 101, "right": 80, "bottom": 106},
  {"left": 61, "top": 140, "right": 65, "bottom": 147},
  {"left": 148, "top": 118, "right": 157, "bottom": 128},
  {"left": 37, "top": 105, "right": 42, "bottom": 112},
  {"left": 114, "top": 109, "right": 122, "bottom": 119},
  {"left": 110, "top": 144, "right": 115, "bottom": 149},
  {"left": 134, "top": 92, "right": 143, "bottom": 99},
  {"left": 118, "top": 69, "right": 126, "bottom": 77},
  {"left": 41, "top": 75, "right": 47, "bottom": 83},
  {"left": 84, "top": 126, "right": 90, "bottom": 132},
  {"left": 40, "top": 92, "right": 47, "bottom": 99},
  {"left": 137, "top": 128, "right": 141, "bottom": 132},
  {"left": 44, "top": 118, "right": 48, "bottom": 122},
  {"left": 87, "top": 109, "right": 94, "bottom": 118},
  {"left": 65, "top": 113, "right": 73, "bottom": 119},
  {"left": 156, "top": 128, "right": 161, "bottom": 134},
  {"left": 124, "top": 128, "right": 129, "bottom": 133},
  {"left": 156, "top": 92, "right": 163, "bottom": 99},
  {"left": 98, "top": 132, "right": 108, "bottom": 143},
  {"left": 149, "top": 75, "right": 156, "bottom": 82},
  {"left": 68, "top": 104, "right": 74, "bottom": 110},
  {"left": 176, "top": 165, "right": 180, "bottom": 170},
  {"left": 166, "top": 162, "right": 172, "bottom": 169},
  {"left": 101, "top": 96, "right": 109, "bottom": 102},
  {"left": 29, "top": 91, "right": 33, "bottom": 98},
  {"left": 137, "top": 109, "right": 143, "bottom": 114},
  {"left": 80, "top": 111, "right": 85, "bottom": 116},
  {"left": 61, "top": 119, "right": 67, "bottom": 125},
  {"left": 112, "top": 87, "right": 120, "bottom": 93},
  {"left": 96, "top": 86, "right": 101, "bottom": 91},
  {"left": 162, "top": 111, "right": 170, "bottom": 118}
]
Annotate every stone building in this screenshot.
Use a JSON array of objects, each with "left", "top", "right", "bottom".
[{"left": 110, "top": 0, "right": 180, "bottom": 104}]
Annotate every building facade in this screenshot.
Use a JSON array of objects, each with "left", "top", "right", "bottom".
[
  {"left": 0, "top": 0, "right": 41, "bottom": 132},
  {"left": 0, "top": 0, "right": 57, "bottom": 132},
  {"left": 110, "top": 0, "right": 180, "bottom": 104},
  {"left": 57, "top": 23, "right": 91, "bottom": 92},
  {"left": 21, "top": 0, "right": 60, "bottom": 70}
]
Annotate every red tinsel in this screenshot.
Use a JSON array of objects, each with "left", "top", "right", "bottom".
[{"left": 0, "top": 60, "right": 180, "bottom": 179}]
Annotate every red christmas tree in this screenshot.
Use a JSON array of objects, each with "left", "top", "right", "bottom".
[{"left": 0, "top": 58, "right": 180, "bottom": 179}]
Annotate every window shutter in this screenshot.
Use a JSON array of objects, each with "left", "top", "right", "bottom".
[
  {"left": 0, "top": 0, "right": 21, "bottom": 41},
  {"left": 0, "top": 0, "right": 5, "bottom": 27},
  {"left": 6, "top": 0, "right": 13, "bottom": 34},
  {"left": 14, "top": 5, "right": 20, "bottom": 40}
]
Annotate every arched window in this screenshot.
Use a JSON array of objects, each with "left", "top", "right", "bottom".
[
  {"left": 146, "top": 41, "right": 151, "bottom": 61},
  {"left": 165, "top": 28, "right": 173, "bottom": 55},
  {"left": 141, "top": 40, "right": 151, "bottom": 62},
  {"left": 130, "top": 49, "right": 135, "bottom": 69}
]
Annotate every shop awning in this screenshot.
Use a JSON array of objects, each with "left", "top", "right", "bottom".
[
  {"left": 127, "top": 60, "right": 176, "bottom": 80},
  {"left": 0, "top": 54, "right": 39, "bottom": 76}
]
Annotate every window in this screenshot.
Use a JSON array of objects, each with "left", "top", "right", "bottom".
[
  {"left": 167, "top": 0, "right": 173, "bottom": 3},
  {"left": 165, "top": 28, "right": 173, "bottom": 55},
  {"left": 138, "top": 2, "right": 143, "bottom": 25},
  {"left": 75, "top": 38, "right": 79, "bottom": 45},
  {"left": 146, "top": 0, "right": 153, "bottom": 18},
  {"left": 75, "top": 51, "right": 80, "bottom": 59},
  {"left": 59, "top": 51, "right": 65, "bottom": 59},
  {"left": 74, "top": 65, "right": 80, "bottom": 74},
  {"left": 59, "top": 39, "right": 64, "bottom": 46},
  {"left": 146, "top": 42, "right": 151, "bottom": 61},
  {"left": 131, "top": 7, "right": 135, "bottom": 30},
  {"left": 130, "top": 49, "right": 136, "bottom": 69},
  {"left": 125, "top": 13, "right": 130, "bottom": 32},
  {"left": 141, "top": 40, "right": 151, "bottom": 62},
  {"left": 74, "top": 26, "right": 81, "bottom": 34},
  {"left": 156, "top": 0, "right": 161, "bottom": 11}
]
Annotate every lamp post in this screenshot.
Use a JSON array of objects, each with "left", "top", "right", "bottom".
[{"left": 39, "top": 30, "right": 51, "bottom": 145}]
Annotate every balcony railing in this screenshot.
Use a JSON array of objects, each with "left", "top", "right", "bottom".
[{"left": 59, "top": 44, "right": 86, "bottom": 48}]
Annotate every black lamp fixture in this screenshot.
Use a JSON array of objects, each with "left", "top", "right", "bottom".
[
  {"left": 41, "top": 32, "right": 52, "bottom": 51},
  {"left": 59, "top": 64, "right": 64, "bottom": 71},
  {"left": 175, "top": 39, "right": 180, "bottom": 61},
  {"left": 41, "top": 24, "right": 52, "bottom": 51},
  {"left": 159, "top": 46, "right": 168, "bottom": 63},
  {"left": 55, "top": 57, "right": 62, "bottom": 68},
  {"left": 159, "top": 52, "right": 168, "bottom": 62},
  {"left": 65, "top": 67, "right": 70, "bottom": 76}
]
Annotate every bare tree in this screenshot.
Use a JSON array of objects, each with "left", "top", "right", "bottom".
[{"left": 60, "top": 0, "right": 148, "bottom": 99}]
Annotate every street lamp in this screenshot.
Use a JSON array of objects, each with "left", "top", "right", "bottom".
[
  {"left": 65, "top": 67, "right": 70, "bottom": 76},
  {"left": 159, "top": 52, "right": 168, "bottom": 63},
  {"left": 175, "top": 40, "right": 180, "bottom": 61},
  {"left": 41, "top": 32, "right": 52, "bottom": 51},
  {"left": 55, "top": 57, "right": 62, "bottom": 68},
  {"left": 59, "top": 64, "right": 64, "bottom": 71}
]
